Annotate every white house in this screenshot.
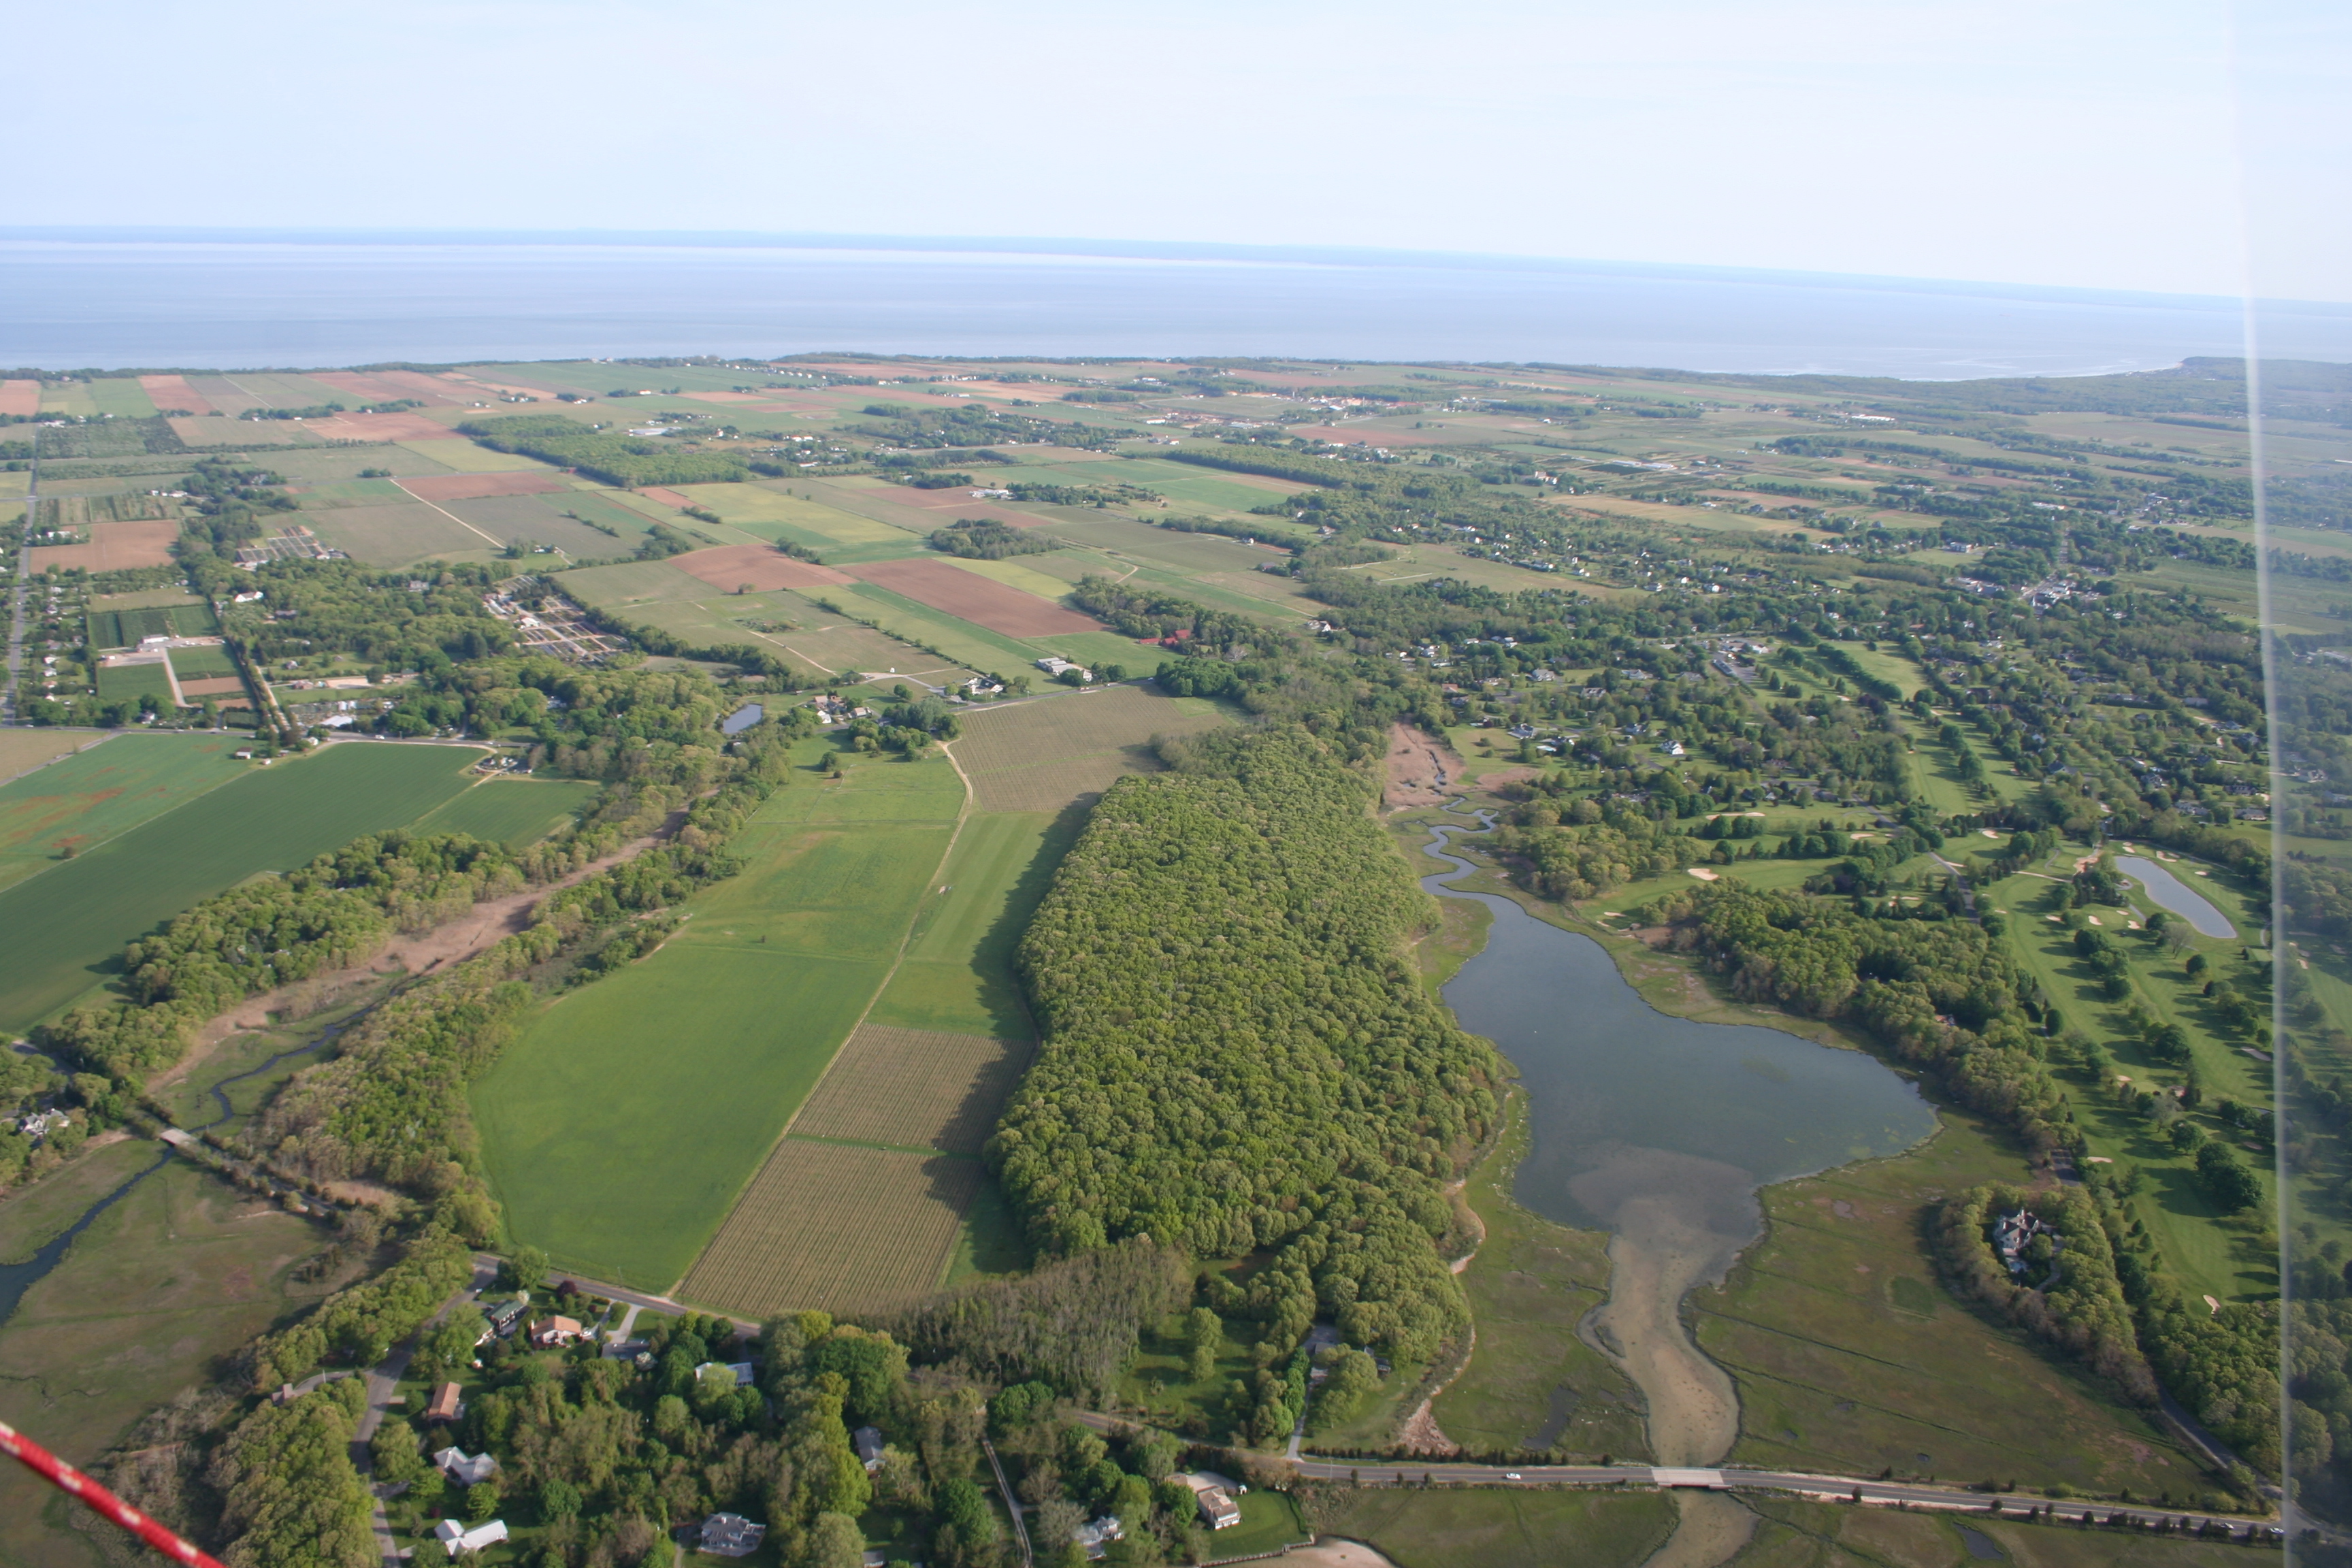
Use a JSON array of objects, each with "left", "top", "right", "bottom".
[
  {"left": 434, "top": 1448, "right": 498, "bottom": 1487},
  {"left": 433, "top": 1520, "right": 507, "bottom": 1557}
]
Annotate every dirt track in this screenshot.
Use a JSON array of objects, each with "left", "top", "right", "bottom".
[{"left": 146, "top": 817, "right": 676, "bottom": 1097}]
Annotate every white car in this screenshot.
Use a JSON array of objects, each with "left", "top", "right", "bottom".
[{"left": 1505, "top": 1472, "right": 1523, "bottom": 1482}]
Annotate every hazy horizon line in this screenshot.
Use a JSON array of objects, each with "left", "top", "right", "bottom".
[{"left": 7, "top": 225, "right": 2347, "bottom": 313}]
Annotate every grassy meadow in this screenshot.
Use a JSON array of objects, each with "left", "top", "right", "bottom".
[
  {"left": 1691, "top": 1108, "right": 2198, "bottom": 1501},
  {"left": 409, "top": 777, "right": 601, "bottom": 847},
  {"left": 0, "top": 1152, "right": 333, "bottom": 1568}
]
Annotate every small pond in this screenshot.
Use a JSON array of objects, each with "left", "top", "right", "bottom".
[{"left": 2114, "top": 854, "right": 2236, "bottom": 939}]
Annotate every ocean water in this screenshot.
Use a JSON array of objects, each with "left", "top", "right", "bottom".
[{"left": 4, "top": 235, "right": 2348, "bottom": 378}]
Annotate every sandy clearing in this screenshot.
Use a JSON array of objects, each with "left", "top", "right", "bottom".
[
  {"left": 1381, "top": 723, "right": 1469, "bottom": 810},
  {"left": 844, "top": 556, "right": 1099, "bottom": 635},
  {"left": 0, "top": 381, "right": 39, "bottom": 417},
  {"left": 671, "top": 544, "right": 856, "bottom": 593}
]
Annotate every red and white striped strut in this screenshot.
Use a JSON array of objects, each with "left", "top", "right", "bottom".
[{"left": 0, "top": 1418, "right": 227, "bottom": 1568}]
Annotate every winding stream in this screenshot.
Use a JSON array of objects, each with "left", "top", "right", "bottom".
[
  {"left": 0, "top": 1031, "right": 338, "bottom": 1330},
  {"left": 1420, "top": 815, "right": 1938, "bottom": 1559}
]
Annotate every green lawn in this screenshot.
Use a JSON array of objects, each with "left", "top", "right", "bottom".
[
  {"left": 0, "top": 742, "right": 484, "bottom": 1033},
  {"left": 410, "top": 777, "right": 602, "bottom": 847},
  {"left": 473, "top": 755, "right": 965, "bottom": 1290}
]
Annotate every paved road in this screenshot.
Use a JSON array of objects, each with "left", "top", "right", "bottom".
[
  {"left": 1068, "top": 1412, "right": 2281, "bottom": 1543},
  {"left": 1, "top": 430, "right": 39, "bottom": 723},
  {"left": 355, "top": 1267, "right": 495, "bottom": 1567},
  {"left": 467, "top": 1254, "right": 758, "bottom": 1335}
]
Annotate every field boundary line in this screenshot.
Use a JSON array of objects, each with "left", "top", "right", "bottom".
[
  {"left": 0, "top": 730, "right": 117, "bottom": 787},
  {"left": 666, "top": 750, "right": 979, "bottom": 1296},
  {"left": 0, "top": 736, "right": 313, "bottom": 898},
  {"left": 389, "top": 480, "right": 508, "bottom": 549}
]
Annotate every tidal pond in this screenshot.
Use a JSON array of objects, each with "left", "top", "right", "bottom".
[{"left": 1420, "top": 819, "right": 1937, "bottom": 1467}]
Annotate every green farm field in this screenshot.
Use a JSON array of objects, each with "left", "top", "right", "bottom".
[
  {"left": 868, "top": 808, "right": 1074, "bottom": 1037},
  {"left": 165, "top": 645, "right": 239, "bottom": 681},
  {"left": 0, "top": 730, "right": 109, "bottom": 787},
  {"left": 0, "top": 734, "right": 250, "bottom": 862},
  {"left": 474, "top": 754, "right": 965, "bottom": 1290},
  {"left": 93, "top": 662, "right": 176, "bottom": 704},
  {"left": 410, "top": 777, "right": 602, "bottom": 846},
  {"left": 0, "top": 742, "right": 485, "bottom": 1032},
  {"left": 950, "top": 683, "right": 1224, "bottom": 813}
]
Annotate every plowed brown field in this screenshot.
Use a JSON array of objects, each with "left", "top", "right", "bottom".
[
  {"left": 672, "top": 544, "right": 856, "bottom": 592},
  {"left": 28, "top": 521, "right": 180, "bottom": 574},
  {"left": 398, "top": 472, "right": 568, "bottom": 503},
  {"left": 846, "top": 557, "right": 1098, "bottom": 635},
  {"left": 136, "top": 374, "right": 214, "bottom": 415}
]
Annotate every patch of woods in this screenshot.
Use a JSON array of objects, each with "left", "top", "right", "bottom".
[
  {"left": 996, "top": 729, "right": 1498, "bottom": 1390},
  {"left": 928, "top": 519, "right": 1056, "bottom": 559},
  {"left": 458, "top": 414, "right": 751, "bottom": 489},
  {"left": 1935, "top": 1182, "right": 2281, "bottom": 1490}
]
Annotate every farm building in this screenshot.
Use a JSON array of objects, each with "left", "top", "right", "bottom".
[{"left": 698, "top": 1514, "right": 767, "bottom": 1557}]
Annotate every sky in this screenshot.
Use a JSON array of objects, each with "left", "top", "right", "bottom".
[{"left": 16, "top": 0, "right": 2346, "bottom": 303}]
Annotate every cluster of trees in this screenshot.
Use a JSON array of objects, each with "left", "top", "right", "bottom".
[
  {"left": 179, "top": 457, "right": 298, "bottom": 559},
  {"left": 928, "top": 519, "right": 1056, "bottom": 559},
  {"left": 39, "top": 830, "right": 540, "bottom": 1082},
  {"left": 201, "top": 558, "right": 517, "bottom": 672},
  {"left": 885, "top": 1239, "right": 1191, "bottom": 1405},
  {"left": 996, "top": 729, "right": 1497, "bottom": 1366},
  {"left": 1933, "top": 1184, "right": 2153, "bottom": 1402},
  {"left": 845, "top": 402, "right": 1114, "bottom": 451},
  {"left": 1635, "top": 882, "right": 2072, "bottom": 1156},
  {"left": 457, "top": 415, "right": 751, "bottom": 488},
  {"left": 378, "top": 657, "right": 812, "bottom": 767}
]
